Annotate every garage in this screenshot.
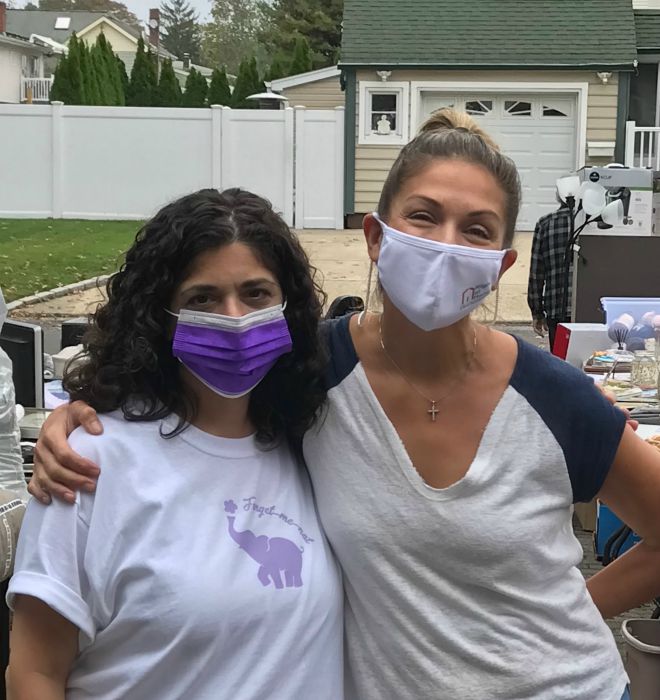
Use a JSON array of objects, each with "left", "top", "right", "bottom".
[{"left": 421, "top": 94, "right": 578, "bottom": 230}]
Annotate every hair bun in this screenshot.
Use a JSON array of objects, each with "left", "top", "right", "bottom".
[{"left": 418, "top": 108, "right": 500, "bottom": 151}]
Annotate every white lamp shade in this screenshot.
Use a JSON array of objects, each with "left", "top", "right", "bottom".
[
  {"left": 582, "top": 184, "right": 607, "bottom": 216},
  {"left": 556, "top": 176, "right": 581, "bottom": 201},
  {"left": 601, "top": 199, "right": 624, "bottom": 226}
]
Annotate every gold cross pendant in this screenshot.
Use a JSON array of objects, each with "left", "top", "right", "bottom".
[{"left": 428, "top": 401, "right": 439, "bottom": 422}]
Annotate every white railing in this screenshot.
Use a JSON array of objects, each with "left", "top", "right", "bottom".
[
  {"left": 625, "top": 120, "right": 660, "bottom": 168},
  {"left": 20, "top": 77, "right": 53, "bottom": 103}
]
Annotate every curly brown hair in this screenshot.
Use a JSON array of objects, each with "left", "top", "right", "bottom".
[{"left": 63, "top": 188, "right": 328, "bottom": 452}]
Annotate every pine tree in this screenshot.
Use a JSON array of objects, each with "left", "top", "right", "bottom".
[
  {"left": 127, "top": 36, "right": 157, "bottom": 106},
  {"left": 160, "top": 0, "right": 202, "bottom": 63},
  {"left": 116, "top": 56, "right": 129, "bottom": 98},
  {"left": 207, "top": 66, "right": 231, "bottom": 105},
  {"left": 52, "top": 33, "right": 86, "bottom": 104},
  {"left": 155, "top": 58, "right": 182, "bottom": 106},
  {"left": 288, "top": 36, "right": 312, "bottom": 76},
  {"left": 182, "top": 67, "right": 207, "bottom": 107},
  {"left": 96, "top": 33, "right": 124, "bottom": 105},
  {"left": 264, "top": 54, "right": 287, "bottom": 82},
  {"left": 91, "top": 40, "right": 111, "bottom": 103},
  {"left": 79, "top": 41, "right": 101, "bottom": 104},
  {"left": 231, "top": 56, "right": 261, "bottom": 108}
]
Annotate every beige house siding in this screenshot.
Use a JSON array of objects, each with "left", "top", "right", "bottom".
[
  {"left": 79, "top": 21, "right": 137, "bottom": 53},
  {"left": 353, "top": 68, "right": 620, "bottom": 214},
  {"left": 281, "top": 76, "right": 344, "bottom": 109}
]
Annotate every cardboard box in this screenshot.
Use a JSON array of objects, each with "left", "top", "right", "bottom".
[
  {"left": 578, "top": 166, "right": 660, "bottom": 236},
  {"left": 552, "top": 323, "right": 610, "bottom": 368}
]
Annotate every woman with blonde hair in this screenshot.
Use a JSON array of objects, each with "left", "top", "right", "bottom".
[{"left": 29, "top": 110, "right": 660, "bottom": 699}]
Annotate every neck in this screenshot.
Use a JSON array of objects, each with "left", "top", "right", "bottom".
[
  {"left": 378, "top": 298, "right": 478, "bottom": 381},
  {"left": 180, "top": 369, "right": 254, "bottom": 438}
]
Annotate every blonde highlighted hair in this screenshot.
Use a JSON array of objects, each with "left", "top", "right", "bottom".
[{"left": 377, "top": 108, "right": 521, "bottom": 246}]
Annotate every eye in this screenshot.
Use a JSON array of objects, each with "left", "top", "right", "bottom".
[
  {"left": 244, "top": 288, "right": 273, "bottom": 302},
  {"left": 407, "top": 211, "right": 434, "bottom": 222},
  {"left": 187, "top": 293, "right": 212, "bottom": 307},
  {"left": 466, "top": 226, "right": 491, "bottom": 240}
]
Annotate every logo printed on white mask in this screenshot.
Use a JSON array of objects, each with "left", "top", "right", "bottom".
[{"left": 374, "top": 214, "right": 507, "bottom": 331}]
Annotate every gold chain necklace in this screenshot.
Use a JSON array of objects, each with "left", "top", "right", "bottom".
[{"left": 378, "top": 318, "right": 478, "bottom": 422}]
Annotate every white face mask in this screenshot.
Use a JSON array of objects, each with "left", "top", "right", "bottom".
[{"left": 374, "top": 214, "right": 507, "bottom": 331}]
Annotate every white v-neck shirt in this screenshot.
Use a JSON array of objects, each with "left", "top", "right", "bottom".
[
  {"left": 9, "top": 412, "right": 343, "bottom": 699},
  {"left": 304, "top": 315, "right": 628, "bottom": 700}
]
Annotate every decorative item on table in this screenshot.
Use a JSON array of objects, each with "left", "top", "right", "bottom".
[
  {"left": 630, "top": 351, "right": 659, "bottom": 390},
  {"left": 583, "top": 349, "right": 632, "bottom": 374},
  {"left": 607, "top": 313, "right": 634, "bottom": 350}
]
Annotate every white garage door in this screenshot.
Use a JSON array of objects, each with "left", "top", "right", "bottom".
[{"left": 421, "top": 94, "right": 577, "bottom": 230}]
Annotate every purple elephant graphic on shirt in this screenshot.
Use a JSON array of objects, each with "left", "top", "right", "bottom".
[{"left": 225, "top": 505, "right": 304, "bottom": 589}]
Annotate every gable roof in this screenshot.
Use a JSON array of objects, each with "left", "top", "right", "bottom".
[
  {"left": 635, "top": 10, "right": 660, "bottom": 51},
  {"left": 0, "top": 32, "right": 50, "bottom": 54},
  {"left": 270, "top": 65, "right": 341, "bottom": 91},
  {"left": 340, "top": 0, "right": 637, "bottom": 69},
  {"left": 6, "top": 10, "right": 141, "bottom": 44}
]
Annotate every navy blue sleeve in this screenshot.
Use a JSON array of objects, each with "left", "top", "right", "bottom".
[
  {"left": 318, "top": 315, "right": 359, "bottom": 391},
  {"left": 510, "top": 338, "right": 627, "bottom": 503}
]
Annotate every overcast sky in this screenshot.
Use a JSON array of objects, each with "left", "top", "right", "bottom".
[{"left": 125, "top": 0, "right": 212, "bottom": 23}]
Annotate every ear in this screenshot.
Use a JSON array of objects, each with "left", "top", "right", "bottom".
[
  {"left": 363, "top": 213, "right": 384, "bottom": 264},
  {"left": 493, "top": 248, "right": 518, "bottom": 290}
]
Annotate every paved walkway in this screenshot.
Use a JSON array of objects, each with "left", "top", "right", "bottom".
[{"left": 8, "top": 229, "right": 534, "bottom": 325}]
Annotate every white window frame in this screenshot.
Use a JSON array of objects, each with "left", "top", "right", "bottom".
[
  {"left": 409, "top": 80, "right": 589, "bottom": 168},
  {"left": 359, "top": 81, "right": 410, "bottom": 145}
]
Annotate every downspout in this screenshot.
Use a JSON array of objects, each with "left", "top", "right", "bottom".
[{"left": 342, "top": 68, "right": 356, "bottom": 217}]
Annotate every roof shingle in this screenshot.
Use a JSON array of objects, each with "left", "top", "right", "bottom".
[
  {"left": 635, "top": 10, "right": 660, "bottom": 51},
  {"left": 341, "top": 0, "right": 637, "bottom": 69}
]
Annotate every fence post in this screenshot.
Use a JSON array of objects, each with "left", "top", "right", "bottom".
[
  {"left": 294, "top": 106, "right": 306, "bottom": 229},
  {"left": 625, "top": 121, "right": 636, "bottom": 167},
  {"left": 334, "top": 106, "right": 345, "bottom": 230},
  {"left": 220, "top": 106, "right": 232, "bottom": 189},
  {"left": 51, "top": 101, "right": 63, "bottom": 218},
  {"left": 210, "top": 104, "right": 222, "bottom": 190},
  {"left": 283, "top": 106, "right": 295, "bottom": 228}
]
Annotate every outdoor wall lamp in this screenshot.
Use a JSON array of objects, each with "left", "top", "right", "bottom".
[
  {"left": 596, "top": 72, "right": 612, "bottom": 85},
  {"left": 376, "top": 70, "right": 391, "bottom": 82}
]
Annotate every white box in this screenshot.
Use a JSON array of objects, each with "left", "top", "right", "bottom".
[
  {"left": 553, "top": 323, "right": 611, "bottom": 368},
  {"left": 578, "top": 166, "right": 659, "bottom": 236}
]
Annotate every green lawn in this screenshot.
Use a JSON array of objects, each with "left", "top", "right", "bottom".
[{"left": 0, "top": 219, "right": 142, "bottom": 302}]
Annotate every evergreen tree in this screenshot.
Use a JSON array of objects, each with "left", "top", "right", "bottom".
[
  {"left": 79, "top": 41, "right": 101, "bottom": 104},
  {"left": 207, "top": 66, "right": 231, "bottom": 106},
  {"left": 155, "top": 59, "right": 182, "bottom": 106},
  {"left": 160, "top": 0, "right": 202, "bottom": 63},
  {"left": 91, "top": 41, "right": 111, "bottom": 103},
  {"left": 51, "top": 33, "right": 86, "bottom": 104},
  {"left": 116, "top": 56, "right": 129, "bottom": 97},
  {"left": 182, "top": 67, "right": 207, "bottom": 107},
  {"left": 230, "top": 57, "right": 253, "bottom": 108},
  {"left": 96, "top": 33, "right": 124, "bottom": 105},
  {"left": 202, "top": 0, "right": 262, "bottom": 75},
  {"left": 248, "top": 55, "right": 263, "bottom": 95},
  {"left": 264, "top": 54, "right": 287, "bottom": 82},
  {"left": 288, "top": 36, "right": 312, "bottom": 76},
  {"left": 127, "top": 36, "right": 157, "bottom": 106}
]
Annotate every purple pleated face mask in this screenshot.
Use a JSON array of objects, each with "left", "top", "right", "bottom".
[{"left": 170, "top": 304, "right": 293, "bottom": 398}]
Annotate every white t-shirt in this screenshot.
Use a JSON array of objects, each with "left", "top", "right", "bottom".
[
  {"left": 304, "top": 316, "right": 629, "bottom": 700},
  {"left": 8, "top": 412, "right": 343, "bottom": 700}
]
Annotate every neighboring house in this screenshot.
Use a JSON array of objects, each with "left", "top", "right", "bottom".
[
  {"left": 0, "top": 3, "right": 50, "bottom": 103},
  {"left": 631, "top": 5, "right": 660, "bottom": 126},
  {"left": 5, "top": 9, "right": 174, "bottom": 79},
  {"left": 270, "top": 65, "right": 344, "bottom": 109},
  {"left": 171, "top": 57, "right": 217, "bottom": 90},
  {"left": 339, "top": 0, "right": 640, "bottom": 230}
]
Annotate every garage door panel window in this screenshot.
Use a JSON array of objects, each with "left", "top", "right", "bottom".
[
  {"left": 542, "top": 99, "right": 573, "bottom": 118},
  {"left": 465, "top": 100, "right": 493, "bottom": 117},
  {"left": 505, "top": 100, "right": 533, "bottom": 117}
]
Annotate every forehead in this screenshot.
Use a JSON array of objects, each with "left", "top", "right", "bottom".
[
  {"left": 397, "top": 159, "right": 506, "bottom": 213},
  {"left": 183, "top": 243, "right": 278, "bottom": 284}
]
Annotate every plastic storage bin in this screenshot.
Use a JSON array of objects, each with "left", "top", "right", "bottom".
[
  {"left": 622, "top": 619, "right": 660, "bottom": 700},
  {"left": 601, "top": 297, "right": 660, "bottom": 326},
  {"left": 594, "top": 501, "right": 641, "bottom": 560}
]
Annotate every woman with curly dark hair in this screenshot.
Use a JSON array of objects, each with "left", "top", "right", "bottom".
[{"left": 6, "top": 188, "right": 343, "bottom": 699}]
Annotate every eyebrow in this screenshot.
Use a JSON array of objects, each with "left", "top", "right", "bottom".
[
  {"left": 180, "top": 279, "right": 277, "bottom": 295},
  {"left": 405, "top": 195, "right": 502, "bottom": 221}
]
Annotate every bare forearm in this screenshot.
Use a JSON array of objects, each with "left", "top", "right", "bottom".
[
  {"left": 6, "top": 668, "right": 66, "bottom": 700},
  {"left": 586, "top": 542, "right": 660, "bottom": 618}
]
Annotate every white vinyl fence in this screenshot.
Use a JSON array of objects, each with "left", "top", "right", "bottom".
[{"left": 0, "top": 103, "right": 345, "bottom": 229}]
